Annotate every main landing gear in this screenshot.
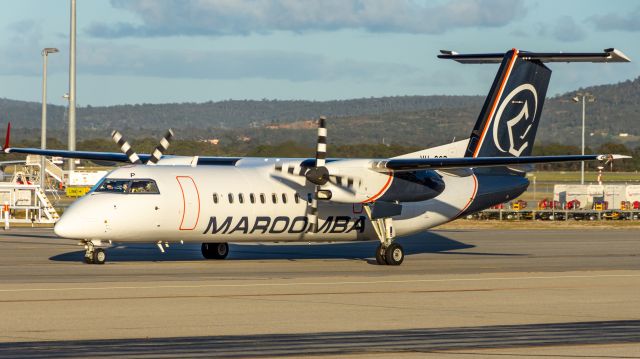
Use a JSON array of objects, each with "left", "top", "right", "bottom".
[
  {"left": 83, "top": 240, "right": 107, "bottom": 265},
  {"left": 375, "top": 242, "right": 404, "bottom": 266},
  {"left": 364, "top": 204, "right": 404, "bottom": 266},
  {"left": 201, "top": 242, "right": 229, "bottom": 260}
]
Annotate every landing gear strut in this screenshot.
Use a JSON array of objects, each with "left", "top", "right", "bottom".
[
  {"left": 365, "top": 204, "right": 404, "bottom": 266},
  {"left": 201, "top": 242, "right": 229, "bottom": 259}
]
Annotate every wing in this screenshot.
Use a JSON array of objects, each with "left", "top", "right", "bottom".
[
  {"left": 4, "top": 147, "right": 243, "bottom": 166},
  {"left": 5, "top": 147, "right": 148, "bottom": 163},
  {"left": 1, "top": 123, "right": 242, "bottom": 165},
  {"left": 372, "top": 155, "right": 631, "bottom": 172}
]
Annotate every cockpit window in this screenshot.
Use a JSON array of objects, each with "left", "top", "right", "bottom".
[
  {"left": 95, "top": 179, "right": 130, "bottom": 193},
  {"left": 94, "top": 179, "right": 159, "bottom": 194},
  {"left": 89, "top": 177, "right": 107, "bottom": 193},
  {"left": 130, "top": 180, "right": 159, "bottom": 194}
]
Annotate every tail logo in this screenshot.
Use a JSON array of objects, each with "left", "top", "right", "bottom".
[{"left": 492, "top": 83, "right": 538, "bottom": 157}]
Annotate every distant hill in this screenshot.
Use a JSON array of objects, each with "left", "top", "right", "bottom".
[{"left": 1, "top": 76, "right": 639, "bottom": 148}]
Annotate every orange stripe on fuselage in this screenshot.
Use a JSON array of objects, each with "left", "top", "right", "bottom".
[
  {"left": 362, "top": 171, "right": 393, "bottom": 203},
  {"left": 454, "top": 174, "right": 478, "bottom": 219},
  {"left": 472, "top": 49, "right": 519, "bottom": 158}
]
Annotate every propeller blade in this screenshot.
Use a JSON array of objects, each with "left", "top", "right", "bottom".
[
  {"left": 111, "top": 130, "right": 142, "bottom": 164},
  {"left": 310, "top": 116, "right": 327, "bottom": 233},
  {"left": 329, "top": 175, "right": 360, "bottom": 194},
  {"left": 308, "top": 186, "right": 320, "bottom": 233},
  {"left": 274, "top": 162, "right": 360, "bottom": 194},
  {"left": 274, "top": 116, "right": 331, "bottom": 233},
  {"left": 147, "top": 129, "right": 174, "bottom": 165},
  {"left": 315, "top": 116, "right": 327, "bottom": 168},
  {"left": 304, "top": 116, "right": 330, "bottom": 185},
  {"left": 274, "top": 163, "right": 306, "bottom": 178}
]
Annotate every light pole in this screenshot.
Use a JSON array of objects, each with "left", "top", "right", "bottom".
[
  {"left": 572, "top": 92, "right": 595, "bottom": 185},
  {"left": 41, "top": 47, "right": 59, "bottom": 188},
  {"left": 68, "top": 0, "right": 77, "bottom": 172}
]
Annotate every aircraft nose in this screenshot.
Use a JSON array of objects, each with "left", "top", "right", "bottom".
[
  {"left": 54, "top": 210, "right": 97, "bottom": 239},
  {"left": 54, "top": 215, "right": 78, "bottom": 238}
]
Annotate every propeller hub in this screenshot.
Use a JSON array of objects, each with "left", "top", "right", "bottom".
[{"left": 305, "top": 166, "right": 330, "bottom": 185}]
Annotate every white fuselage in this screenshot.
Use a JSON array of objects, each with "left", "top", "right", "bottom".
[{"left": 54, "top": 156, "right": 478, "bottom": 244}]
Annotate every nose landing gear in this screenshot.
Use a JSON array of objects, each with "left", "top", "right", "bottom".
[{"left": 83, "top": 240, "right": 107, "bottom": 264}]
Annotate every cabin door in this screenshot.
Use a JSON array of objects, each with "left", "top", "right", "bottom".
[{"left": 176, "top": 176, "right": 200, "bottom": 230}]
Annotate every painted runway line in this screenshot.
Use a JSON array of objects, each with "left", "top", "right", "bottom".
[{"left": 1, "top": 272, "right": 638, "bottom": 293}]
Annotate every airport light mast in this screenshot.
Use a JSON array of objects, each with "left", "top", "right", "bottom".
[
  {"left": 40, "top": 47, "right": 59, "bottom": 188},
  {"left": 68, "top": 0, "right": 77, "bottom": 172},
  {"left": 572, "top": 92, "right": 595, "bottom": 185}
]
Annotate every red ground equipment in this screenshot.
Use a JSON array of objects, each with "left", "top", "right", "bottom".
[{"left": 566, "top": 199, "right": 581, "bottom": 210}]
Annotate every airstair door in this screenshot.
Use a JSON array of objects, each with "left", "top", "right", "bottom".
[{"left": 176, "top": 176, "right": 200, "bottom": 230}]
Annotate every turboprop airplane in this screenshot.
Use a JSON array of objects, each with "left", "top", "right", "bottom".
[{"left": 2, "top": 48, "right": 631, "bottom": 265}]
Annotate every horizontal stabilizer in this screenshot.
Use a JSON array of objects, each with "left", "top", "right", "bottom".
[
  {"left": 372, "top": 154, "right": 631, "bottom": 172},
  {"left": 438, "top": 48, "right": 631, "bottom": 64}
]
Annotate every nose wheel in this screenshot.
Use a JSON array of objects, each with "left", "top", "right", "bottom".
[
  {"left": 83, "top": 241, "right": 107, "bottom": 264},
  {"left": 83, "top": 243, "right": 106, "bottom": 265}
]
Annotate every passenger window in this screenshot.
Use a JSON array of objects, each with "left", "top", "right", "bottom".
[
  {"left": 213, "top": 193, "right": 219, "bottom": 204},
  {"left": 259, "top": 193, "right": 266, "bottom": 204},
  {"left": 95, "top": 179, "right": 130, "bottom": 193},
  {"left": 228, "top": 193, "right": 234, "bottom": 204},
  {"left": 238, "top": 193, "right": 244, "bottom": 204},
  {"left": 250, "top": 193, "right": 256, "bottom": 204},
  {"left": 294, "top": 193, "right": 300, "bottom": 204},
  {"left": 272, "top": 193, "right": 278, "bottom": 204},
  {"left": 282, "top": 193, "right": 287, "bottom": 204}
]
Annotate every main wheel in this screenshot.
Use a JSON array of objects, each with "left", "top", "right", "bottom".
[
  {"left": 84, "top": 254, "right": 94, "bottom": 264},
  {"left": 385, "top": 243, "right": 404, "bottom": 266},
  {"left": 375, "top": 244, "right": 387, "bottom": 265},
  {"left": 201, "top": 243, "right": 229, "bottom": 260},
  {"left": 93, "top": 248, "right": 106, "bottom": 265}
]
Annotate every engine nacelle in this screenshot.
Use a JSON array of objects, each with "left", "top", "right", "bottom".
[{"left": 321, "top": 169, "right": 445, "bottom": 204}]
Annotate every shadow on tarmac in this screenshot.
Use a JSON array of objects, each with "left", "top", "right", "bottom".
[
  {"left": 2, "top": 320, "right": 638, "bottom": 358},
  {"left": 49, "top": 231, "right": 523, "bottom": 263}
]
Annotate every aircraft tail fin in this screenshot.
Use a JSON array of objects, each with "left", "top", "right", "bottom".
[
  {"left": 461, "top": 49, "right": 550, "bottom": 158},
  {"left": 437, "top": 48, "right": 630, "bottom": 159},
  {"left": 2, "top": 122, "right": 10, "bottom": 152}
]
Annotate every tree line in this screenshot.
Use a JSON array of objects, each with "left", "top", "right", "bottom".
[
  {"left": 1, "top": 76, "right": 639, "bottom": 150},
  {"left": 3, "top": 138, "right": 638, "bottom": 172}
]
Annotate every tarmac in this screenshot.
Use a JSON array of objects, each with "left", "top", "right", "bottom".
[{"left": 0, "top": 227, "right": 639, "bottom": 358}]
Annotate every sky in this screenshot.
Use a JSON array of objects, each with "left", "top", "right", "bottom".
[{"left": 0, "top": 0, "right": 639, "bottom": 107}]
